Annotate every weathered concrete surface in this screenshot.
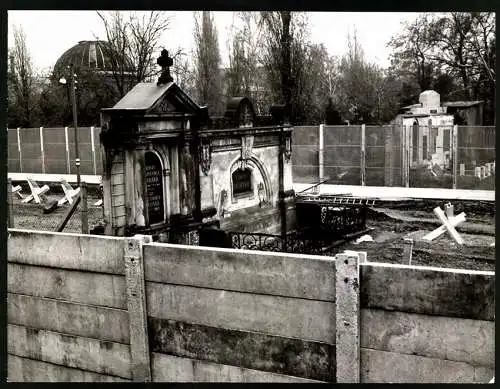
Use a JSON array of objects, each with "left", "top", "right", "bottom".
[
  {"left": 7, "top": 293, "right": 130, "bottom": 344},
  {"left": 8, "top": 229, "right": 125, "bottom": 275},
  {"left": 8, "top": 354, "right": 130, "bottom": 382},
  {"left": 150, "top": 352, "right": 324, "bottom": 382},
  {"left": 361, "top": 308, "right": 494, "bottom": 367},
  {"left": 8, "top": 263, "right": 127, "bottom": 309},
  {"left": 146, "top": 282, "right": 336, "bottom": 344},
  {"left": 360, "top": 348, "right": 493, "bottom": 383},
  {"left": 360, "top": 263, "right": 495, "bottom": 320},
  {"left": 143, "top": 242, "right": 336, "bottom": 301},
  {"left": 148, "top": 317, "right": 335, "bottom": 381},
  {"left": 8, "top": 324, "right": 132, "bottom": 379}
]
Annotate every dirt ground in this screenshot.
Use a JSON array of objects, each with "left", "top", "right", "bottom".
[
  {"left": 339, "top": 200, "right": 495, "bottom": 271},
  {"left": 9, "top": 183, "right": 495, "bottom": 271}
]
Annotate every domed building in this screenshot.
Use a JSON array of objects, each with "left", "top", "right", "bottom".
[
  {"left": 48, "top": 40, "right": 136, "bottom": 126},
  {"left": 52, "top": 40, "right": 134, "bottom": 80}
]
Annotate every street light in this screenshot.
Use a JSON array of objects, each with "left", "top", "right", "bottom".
[{"left": 59, "top": 63, "right": 81, "bottom": 187}]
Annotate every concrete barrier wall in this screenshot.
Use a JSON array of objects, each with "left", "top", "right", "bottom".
[
  {"left": 7, "top": 229, "right": 130, "bottom": 382},
  {"left": 7, "top": 229, "right": 495, "bottom": 383}
]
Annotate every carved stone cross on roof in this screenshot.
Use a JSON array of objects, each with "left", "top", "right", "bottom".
[{"left": 157, "top": 49, "right": 174, "bottom": 86}]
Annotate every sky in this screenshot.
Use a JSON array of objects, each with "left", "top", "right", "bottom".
[{"left": 8, "top": 11, "right": 421, "bottom": 74}]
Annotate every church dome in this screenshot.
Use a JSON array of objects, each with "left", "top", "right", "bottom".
[{"left": 53, "top": 40, "right": 134, "bottom": 78}]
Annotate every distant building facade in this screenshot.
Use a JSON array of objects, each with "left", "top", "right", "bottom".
[{"left": 392, "top": 90, "right": 485, "bottom": 168}]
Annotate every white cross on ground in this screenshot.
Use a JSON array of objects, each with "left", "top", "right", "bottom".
[
  {"left": 422, "top": 212, "right": 466, "bottom": 241},
  {"left": 11, "top": 184, "right": 25, "bottom": 199},
  {"left": 432, "top": 206, "right": 465, "bottom": 245},
  {"left": 57, "top": 179, "right": 81, "bottom": 206},
  {"left": 22, "top": 178, "right": 50, "bottom": 204}
]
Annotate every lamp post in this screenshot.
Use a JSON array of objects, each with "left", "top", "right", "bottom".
[{"left": 59, "top": 63, "right": 81, "bottom": 187}]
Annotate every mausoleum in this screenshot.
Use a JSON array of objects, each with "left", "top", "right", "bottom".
[{"left": 99, "top": 49, "right": 295, "bottom": 244}]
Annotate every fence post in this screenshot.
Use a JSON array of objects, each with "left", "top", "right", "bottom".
[
  {"left": 402, "top": 238, "right": 413, "bottom": 265},
  {"left": 90, "top": 126, "right": 97, "bottom": 175},
  {"left": 404, "top": 125, "right": 410, "bottom": 187},
  {"left": 335, "top": 252, "right": 361, "bottom": 383},
  {"left": 401, "top": 125, "right": 406, "bottom": 187},
  {"left": 17, "top": 127, "right": 22, "bottom": 173},
  {"left": 81, "top": 181, "right": 88, "bottom": 234},
  {"left": 384, "top": 126, "right": 393, "bottom": 187},
  {"left": 39, "top": 127, "right": 46, "bottom": 174},
  {"left": 452, "top": 125, "right": 458, "bottom": 189},
  {"left": 360, "top": 124, "right": 366, "bottom": 186},
  {"left": 8, "top": 178, "right": 14, "bottom": 228},
  {"left": 64, "top": 126, "right": 71, "bottom": 174},
  {"left": 319, "top": 124, "right": 324, "bottom": 182},
  {"left": 124, "top": 234, "right": 153, "bottom": 382}
]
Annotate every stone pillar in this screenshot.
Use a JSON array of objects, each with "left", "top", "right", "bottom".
[{"left": 134, "top": 145, "right": 147, "bottom": 227}]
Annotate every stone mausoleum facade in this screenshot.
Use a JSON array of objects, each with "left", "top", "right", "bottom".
[{"left": 99, "top": 50, "right": 294, "bottom": 244}]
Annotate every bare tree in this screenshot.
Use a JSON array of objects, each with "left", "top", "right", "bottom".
[
  {"left": 8, "top": 25, "right": 39, "bottom": 127},
  {"left": 225, "top": 12, "right": 261, "bottom": 102},
  {"left": 193, "top": 11, "right": 223, "bottom": 115},
  {"left": 259, "top": 11, "right": 311, "bottom": 122},
  {"left": 97, "top": 11, "right": 171, "bottom": 97}
]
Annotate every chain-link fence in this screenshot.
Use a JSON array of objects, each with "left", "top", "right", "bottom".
[
  {"left": 291, "top": 126, "right": 319, "bottom": 184},
  {"left": 7, "top": 126, "right": 103, "bottom": 176},
  {"left": 323, "top": 125, "right": 361, "bottom": 185},
  {"left": 456, "top": 126, "right": 495, "bottom": 190},
  {"left": 291, "top": 124, "right": 494, "bottom": 190}
]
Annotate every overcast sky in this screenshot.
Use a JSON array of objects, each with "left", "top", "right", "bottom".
[{"left": 8, "top": 11, "right": 421, "bottom": 74}]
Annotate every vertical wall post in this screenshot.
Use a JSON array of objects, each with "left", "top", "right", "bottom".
[
  {"left": 64, "top": 126, "right": 71, "bottom": 174},
  {"left": 402, "top": 238, "right": 413, "bottom": 265},
  {"left": 8, "top": 178, "right": 14, "bottom": 228},
  {"left": 401, "top": 125, "right": 406, "bottom": 187},
  {"left": 124, "top": 235, "right": 153, "bottom": 382},
  {"left": 90, "top": 126, "right": 97, "bottom": 175},
  {"left": 319, "top": 124, "right": 324, "bottom": 182},
  {"left": 39, "top": 127, "right": 46, "bottom": 174},
  {"left": 335, "top": 252, "right": 361, "bottom": 383},
  {"left": 81, "top": 181, "right": 88, "bottom": 234},
  {"left": 17, "top": 127, "right": 23, "bottom": 173},
  {"left": 452, "top": 125, "right": 458, "bottom": 189},
  {"left": 360, "top": 124, "right": 366, "bottom": 186},
  {"left": 384, "top": 126, "right": 393, "bottom": 187},
  {"left": 404, "top": 125, "right": 410, "bottom": 187}
]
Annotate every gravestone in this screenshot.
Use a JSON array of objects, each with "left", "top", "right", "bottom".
[{"left": 144, "top": 151, "right": 164, "bottom": 225}]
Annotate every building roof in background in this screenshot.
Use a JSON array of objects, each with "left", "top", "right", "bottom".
[
  {"left": 53, "top": 40, "right": 134, "bottom": 78},
  {"left": 442, "top": 101, "right": 484, "bottom": 108}
]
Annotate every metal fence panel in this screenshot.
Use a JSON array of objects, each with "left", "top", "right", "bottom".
[
  {"left": 456, "top": 126, "right": 495, "bottom": 190},
  {"left": 292, "top": 126, "right": 319, "bottom": 184},
  {"left": 43, "top": 128, "right": 68, "bottom": 174},
  {"left": 67, "top": 127, "right": 94, "bottom": 175},
  {"left": 19, "top": 128, "right": 43, "bottom": 173},
  {"left": 8, "top": 129, "right": 20, "bottom": 172},
  {"left": 323, "top": 125, "right": 361, "bottom": 185}
]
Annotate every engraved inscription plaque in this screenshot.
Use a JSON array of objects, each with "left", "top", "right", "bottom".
[{"left": 145, "top": 152, "right": 164, "bottom": 224}]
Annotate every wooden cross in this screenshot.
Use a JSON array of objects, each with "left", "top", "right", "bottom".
[{"left": 157, "top": 49, "right": 174, "bottom": 85}]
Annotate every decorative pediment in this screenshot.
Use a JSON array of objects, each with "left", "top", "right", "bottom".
[
  {"left": 149, "top": 96, "right": 181, "bottom": 115},
  {"left": 147, "top": 84, "right": 201, "bottom": 116}
]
